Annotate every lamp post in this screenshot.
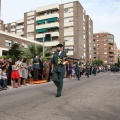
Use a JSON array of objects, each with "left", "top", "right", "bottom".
[{"left": 43, "top": 33, "right": 45, "bottom": 57}]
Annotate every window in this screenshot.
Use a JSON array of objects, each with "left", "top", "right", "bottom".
[
  {"left": 104, "top": 52, "right": 107, "bottom": 54},
  {"left": 64, "top": 8, "right": 73, "bottom": 13},
  {"left": 84, "top": 44, "right": 86, "bottom": 48},
  {"left": 16, "top": 29, "right": 23, "bottom": 33},
  {"left": 104, "top": 56, "right": 107, "bottom": 59},
  {"left": 5, "top": 27, "right": 8, "bottom": 30},
  {"left": 83, "top": 35, "right": 85, "bottom": 39},
  {"left": 109, "top": 39, "right": 113, "bottom": 43},
  {"left": 90, "top": 55, "right": 91, "bottom": 58},
  {"left": 27, "top": 24, "right": 34, "bottom": 29},
  {"left": 27, "top": 16, "right": 34, "bottom": 21},
  {"left": 104, "top": 61, "right": 107, "bottom": 63},
  {"left": 84, "top": 52, "right": 86, "bottom": 57},
  {"left": 64, "top": 17, "right": 73, "bottom": 23},
  {"left": 104, "top": 44, "right": 107, "bottom": 46},
  {"left": 104, "top": 48, "right": 107, "bottom": 50},
  {"left": 27, "top": 32, "right": 34, "bottom": 37},
  {"left": 11, "top": 25, "right": 16, "bottom": 29},
  {"left": 5, "top": 40, "right": 12, "bottom": 47},
  {"left": 64, "top": 8, "right": 68, "bottom": 13}
]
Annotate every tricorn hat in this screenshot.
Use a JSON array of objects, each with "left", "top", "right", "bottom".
[{"left": 56, "top": 44, "right": 63, "bottom": 47}]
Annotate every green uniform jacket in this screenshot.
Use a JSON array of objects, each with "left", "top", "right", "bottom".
[
  {"left": 75, "top": 62, "right": 81, "bottom": 71},
  {"left": 52, "top": 51, "right": 67, "bottom": 73}
]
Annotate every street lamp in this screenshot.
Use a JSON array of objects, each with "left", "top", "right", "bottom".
[{"left": 43, "top": 33, "right": 45, "bottom": 57}]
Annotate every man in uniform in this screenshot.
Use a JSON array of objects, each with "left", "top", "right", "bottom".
[
  {"left": 33, "top": 56, "right": 39, "bottom": 80},
  {"left": 93, "top": 65, "right": 97, "bottom": 76},
  {"left": 86, "top": 63, "right": 90, "bottom": 78},
  {"left": 52, "top": 44, "right": 67, "bottom": 97},
  {"left": 75, "top": 59, "right": 82, "bottom": 80}
]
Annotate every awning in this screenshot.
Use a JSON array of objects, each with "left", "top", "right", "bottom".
[
  {"left": 47, "top": 26, "right": 58, "bottom": 30},
  {"left": 36, "top": 20, "right": 45, "bottom": 24},
  {"left": 36, "top": 28, "right": 46, "bottom": 33},
  {"left": 36, "top": 38, "right": 44, "bottom": 42},
  {"left": 47, "top": 17, "right": 58, "bottom": 23}
]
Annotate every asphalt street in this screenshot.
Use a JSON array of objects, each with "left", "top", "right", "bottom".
[{"left": 0, "top": 72, "right": 120, "bottom": 120}]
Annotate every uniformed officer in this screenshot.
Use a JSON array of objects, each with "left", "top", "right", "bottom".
[
  {"left": 33, "top": 56, "right": 39, "bottom": 80},
  {"left": 75, "top": 59, "right": 82, "bottom": 80},
  {"left": 52, "top": 44, "right": 67, "bottom": 97},
  {"left": 86, "top": 63, "right": 90, "bottom": 78},
  {"left": 93, "top": 65, "right": 97, "bottom": 76}
]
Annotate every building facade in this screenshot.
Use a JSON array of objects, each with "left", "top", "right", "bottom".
[
  {"left": 0, "top": 31, "right": 58, "bottom": 56},
  {"left": 0, "top": 1, "right": 93, "bottom": 62},
  {"left": 93, "top": 32, "right": 115, "bottom": 65},
  {"left": 114, "top": 43, "right": 118, "bottom": 64}
]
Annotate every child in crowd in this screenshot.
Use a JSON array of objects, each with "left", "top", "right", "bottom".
[
  {"left": 1, "top": 68, "right": 7, "bottom": 90},
  {"left": 11, "top": 61, "right": 20, "bottom": 88}
]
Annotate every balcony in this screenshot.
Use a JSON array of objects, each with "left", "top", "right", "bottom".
[
  {"left": 36, "top": 13, "right": 59, "bottom": 21},
  {"left": 36, "top": 17, "right": 58, "bottom": 24},
  {"left": 109, "top": 49, "right": 114, "bottom": 53},
  {"left": 36, "top": 22, "right": 59, "bottom": 29},
  {"left": 64, "top": 12, "right": 73, "bottom": 18},
  {"left": 36, "top": 4, "right": 59, "bottom": 13},
  {"left": 16, "top": 19, "right": 24, "bottom": 24},
  {"left": 109, "top": 54, "right": 114, "bottom": 57},
  {"left": 27, "top": 20, "right": 34, "bottom": 24},
  {"left": 36, "top": 31, "right": 59, "bottom": 38},
  {"left": 16, "top": 25, "right": 24, "bottom": 29},
  {"left": 64, "top": 3, "right": 73, "bottom": 8},
  {"left": 11, "top": 28, "right": 16, "bottom": 32},
  {"left": 27, "top": 28, "right": 34, "bottom": 32},
  {"left": 64, "top": 22, "right": 74, "bottom": 27}
]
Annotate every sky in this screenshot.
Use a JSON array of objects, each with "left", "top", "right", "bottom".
[{"left": 1, "top": 0, "right": 120, "bottom": 48}]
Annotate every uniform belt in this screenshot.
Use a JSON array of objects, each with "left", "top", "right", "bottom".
[{"left": 34, "top": 63, "right": 39, "bottom": 64}]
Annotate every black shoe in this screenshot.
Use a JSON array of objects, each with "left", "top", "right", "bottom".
[{"left": 56, "top": 94, "right": 61, "bottom": 97}]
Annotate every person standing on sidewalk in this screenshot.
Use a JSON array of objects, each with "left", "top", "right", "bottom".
[
  {"left": 52, "top": 44, "right": 67, "bottom": 97},
  {"left": 75, "top": 59, "right": 82, "bottom": 80}
]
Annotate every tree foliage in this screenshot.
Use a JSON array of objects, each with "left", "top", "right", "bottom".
[
  {"left": 21, "top": 44, "right": 52, "bottom": 59},
  {"left": 7, "top": 43, "right": 22, "bottom": 61},
  {"left": 92, "top": 60, "right": 103, "bottom": 66}
]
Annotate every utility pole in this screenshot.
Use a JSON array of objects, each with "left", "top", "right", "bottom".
[{"left": 43, "top": 33, "right": 45, "bottom": 57}]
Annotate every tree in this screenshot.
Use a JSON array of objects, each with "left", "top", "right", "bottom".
[
  {"left": 7, "top": 43, "right": 22, "bottom": 61},
  {"left": 92, "top": 60, "right": 103, "bottom": 66},
  {"left": 21, "top": 44, "right": 52, "bottom": 60}
]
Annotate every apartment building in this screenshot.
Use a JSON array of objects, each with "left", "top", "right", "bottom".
[
  {"left": 114, "top": 43, "right": 118, "bottom": 64},
  {"left": 0, "top": 1, "right": 93, "bottom": 62},
  {"left": 85, "top": 15, "right": 93, "bottom": 63},
  {"left": 93, "top": 32, "right": 115, "bottom": 65}
]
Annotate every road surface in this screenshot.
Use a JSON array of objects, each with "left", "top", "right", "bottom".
[{"left": 0, "top": 72, "right": 120, "bottom": 120}]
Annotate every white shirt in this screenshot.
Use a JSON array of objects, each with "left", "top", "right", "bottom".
[
  {"left": 58, "top": 51, "right": 62, "bottom": 56},
  {"left": 16, "top": 61, "right": 22, "bottom": 77},
  {"left": 1, "top": 72, "right": 7, "bottom": 79}
]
